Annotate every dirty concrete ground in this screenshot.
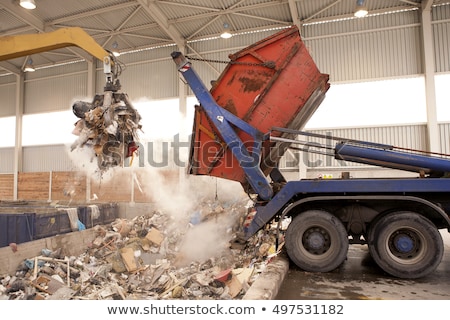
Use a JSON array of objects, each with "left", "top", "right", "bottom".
[{"left": 275, "top": 230, "right": 450, "bottom": 300}]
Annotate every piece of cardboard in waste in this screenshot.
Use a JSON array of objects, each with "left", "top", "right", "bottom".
[
  {"left": 92, "top": 236, "right": 104, "bottom": 248},
  {"left": 120, "top": 247, "right": 138, "bottom": 272},
  {"left": 226, "top": 276, "right": 242, "bottom": 298},
  {"left": 31, "top": 274, "right": 65, "bottom": 294},
  {"left": 145, "top": 228, "right": 164, "bottom": 246},
  {"left": 233, "top": 267, "right": 254, "bottom": 284}
]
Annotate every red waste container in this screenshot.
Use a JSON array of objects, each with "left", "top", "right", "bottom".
[{"left": 189, "top": 25, "right": 330, "bottom": 187}]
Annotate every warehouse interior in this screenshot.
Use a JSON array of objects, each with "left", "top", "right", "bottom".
[{"left": 1, "top": 0, "right": 450, "bottom": 300}]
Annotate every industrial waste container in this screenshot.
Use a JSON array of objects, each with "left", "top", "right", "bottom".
[
  {"left": 188, "top": 25, "right": 330, "bottom": 187},
  {"left": 77, "top": 203, "right": 119, "bottom": 228},
  {"left": 0, "top": 213, "right": 33, "bottom": 247}
]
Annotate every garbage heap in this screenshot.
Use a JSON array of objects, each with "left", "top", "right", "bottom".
[{"left": 0, "top": 198, "right": 284, "bottom": 300}]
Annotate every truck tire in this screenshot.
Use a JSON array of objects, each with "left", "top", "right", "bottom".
[
  {"left": 285, "top": 210, "right": 349, "bottom": 273},
  {"left": 367, "top": 211, "right": 443, "bottom": 279}
]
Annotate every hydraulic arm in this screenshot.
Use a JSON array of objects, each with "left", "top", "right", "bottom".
[
  {"left": 271, "top": 127, "right": 450, "bottom": 177},
  {"left": 172, "top": 51, "right": 273, "bottom": 200}
]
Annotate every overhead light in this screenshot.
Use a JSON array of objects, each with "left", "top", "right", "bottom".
[
  {"left": 354, "top": 0, "right": 368, "bottom": 18},
  {"left": 20, "top": 0, "right": 36, "bottom": 10},
  {"left": 112, "top": 41, "right": 120, "bottom": 57},
  {"left": 24, "top": 58, "right": 35, "bottom": 72},
  {"left": 220, "top": 22, "right": 232, "bottom": 39}
]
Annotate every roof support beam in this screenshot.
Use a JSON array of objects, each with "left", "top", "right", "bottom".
[
  {"left": 0, "top": 1, "right": 46, "bottom": 32},
  {"left": 185, "top": 44, "right": 221, "bottom": 76},
  {"left": 0, "top": 61, "right": 21, "bottom": 74},
  {"left": 399, "top": 0, "right": 420, "bottom": 6},
  {"left": 137, "top": 0, "right": 186, "bottom": 50},
  {"left": 169, "top": 1, "right": 288, "bottom": 24},
  {"left": 48, "top": 2, "right": 139, "bottom": 25},
  {"left": 288, "top": 0, "right": 302, "bottom": 30},
  {"left": 303, "top": 0, "right": 342, "bottom": 23}
]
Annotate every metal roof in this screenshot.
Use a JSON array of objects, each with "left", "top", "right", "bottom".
[{"left": 0, "top": 0, "right": 444, "bottom": 75}]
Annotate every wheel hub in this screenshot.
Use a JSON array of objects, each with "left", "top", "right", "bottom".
[
  {"left": 389, "top": 229, "right": 420, "bottom": 259},
  {"left": 394, "top": 235, "right": 414, "bottom": 253},
  {"left": 303, "top": 227, "right": 331, "bottom": 254}
]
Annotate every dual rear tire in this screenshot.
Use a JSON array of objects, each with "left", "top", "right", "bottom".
[{"left": 367, "top": 211, "right": 443, "bottom": 279}]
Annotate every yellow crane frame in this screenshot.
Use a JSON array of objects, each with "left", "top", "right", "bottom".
[
  {"left": 0, "top": 27, "right": 110, "bottom": 62},
  {"left": 0, "top": 26, "right": 119, "bottom": 85}
]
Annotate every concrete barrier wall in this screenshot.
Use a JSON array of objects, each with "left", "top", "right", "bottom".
[{"left": 0, "top": 228, "right": 96, "bottom": 276}]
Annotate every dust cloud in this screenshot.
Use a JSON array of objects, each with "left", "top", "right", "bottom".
[
  {"left": 135, "top": 166, "right": 246, "bottom": 265},
  {"left": 177, "top": 215, "right": 237, "bottom": 266},
  {"left": 65, "top": 142, "right": 120, "bottom": 196}
]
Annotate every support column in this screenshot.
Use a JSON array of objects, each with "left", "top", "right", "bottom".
[
  {"left": 85, "top": 59, "right": 96, "bottom": 204},
  {"left": 13, "top": 73, "right": 24, "bottom": 201},
  {"left": 48, "top": 171, "right": 52, "bottom": 202},
  {"left": 421, "top": 1, "right": 439, "bottom": 153},
  {"left": 130, "top": 171, "right": 135, "bottom": 205},
  {"left": 87, "top": 60, "right": 96, "bottom": 97},
  {"left": 298, "top": 149, "right": 307, "bottom": 179},
  {"left": 178, "top": 44, "right": 187, "bottom": 187},
  {"left": 287, "top": 0, "right": 302, "bottom": 30}
]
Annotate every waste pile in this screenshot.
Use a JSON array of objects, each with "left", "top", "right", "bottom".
[{"left": 0, "top": 198, "right": 284, "bottom": 300}]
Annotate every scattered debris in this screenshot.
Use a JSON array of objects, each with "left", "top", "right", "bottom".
[
  {"left": 9, "top": 243, "right": 18, "bottom": 253},
  {"left": 0, "top": 198, "right": 285, "bottom": 300}
]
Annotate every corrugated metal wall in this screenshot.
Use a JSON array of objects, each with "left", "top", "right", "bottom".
[
  {"left": 96, "top": 46, "right": 178, "bottom": 99},
  {"left": 110, "top": 59, "right": 178, "bottom": 100},
  {"left": 0, "top": 148, "right": 14, "bottom": 173},
  {"left": 24, "top": 62, "right": 88, "bottom": 114},
  {"left": 439, "top": 123, "right": 450, "bottom": 155},
  {"left": 433, "top": 4, "right": 450, "bottom": 73},
  {"left": 303, "top": 10, "right": 423, "bottom": 81},
  {"left": 0, "top": 83, "right": 15, "bottom": 117},
  {"left": 0, "top": 74, "right": 15, "bottom": 85},
  {"left": 22, "top": 145, "right": 73, "bottom": 172}
]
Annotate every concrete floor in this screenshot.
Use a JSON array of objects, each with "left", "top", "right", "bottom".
[{"left": 275, "top": 230, "right": 450, "bottom": 300}]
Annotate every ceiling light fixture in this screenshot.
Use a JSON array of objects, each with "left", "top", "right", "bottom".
[
  {"left": 20, "top": 0, "right": 36, "bottom": 10},
  {"left": 220, "top": 22, "right": 232, "bottom": 39},
  {"left": 24, "top": 58, "right": 35, "bottom": 72},
  {"left": 112, "top": 41, "right": 120, "bottom": 57},
  {"left": 354, "top": 0, "right": 368, "bottom": 18}
]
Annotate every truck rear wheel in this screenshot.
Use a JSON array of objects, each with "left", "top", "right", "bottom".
[
  {"left": 368, "top": 211, "right": 443, "bottom": 279},
  {"left": 285, "top": 210, "right": 349, "bottom": 272}
]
